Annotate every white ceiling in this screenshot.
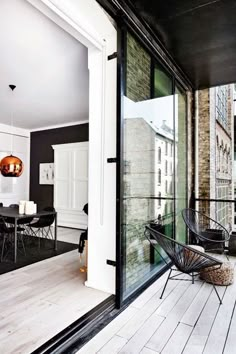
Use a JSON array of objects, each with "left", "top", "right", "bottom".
[{"left": 0, "top": 0, "right": 89, "bottom": 130}]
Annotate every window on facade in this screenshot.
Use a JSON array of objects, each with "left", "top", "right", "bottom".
[
  {"left": 165, "top": 160, "right": 168, "bottom": 175},
  {"left": 165, "top": 180, "right": 168, "bottom": 194},
  {"left": 216, "top": 184, "right": 230, "bottom": 228},
  {"left": 124, "top": 181, "right": 130, "bottom": 195},
  {"left": 158, "top": 168, "right": 161, "bottom": 185},
  {"left": 170, "top": 181, "right": 173, "bottom": 194},
  {"left": 169, "top": 161, "right": 172, "bottom": 175},
  {"left": 158, "top": 192, "right": 161, "bottom": 207},
  {"left": 124, "top": 160, "right": 130, "bottom": 174},
  {"left": 216, "top": 85, "right": 228, "bottom": 130},
  {"left": 170, "top": 144, "right": 173, "bottom": 157},
  {"left": 165, "top": 141, "right": 168, "bottom": 155},
  {"left": 158, "top": 147, "right": 161, "bottom": 163}
]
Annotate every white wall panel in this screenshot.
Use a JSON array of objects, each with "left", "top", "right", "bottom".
[
  {"left": 0, "top": 128, "right": 30, "bottom": 206},
  {"left": 53, "top": 142, "right": 88, "bottom": 229}
]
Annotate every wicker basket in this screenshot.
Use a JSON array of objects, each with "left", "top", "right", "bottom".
[
  {"left": 200, "top": 261, "right": 234, "bottom": 286},
  {"left": 184, "top": 245, "right": 205, "bottom": 263}
]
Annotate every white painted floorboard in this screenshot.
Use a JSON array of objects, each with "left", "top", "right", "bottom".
[
  {"left": 203, "top": 268, "right": 236, "bottom": 354},
  {"left": 77, "top": 257, "right": 236, "bottom": 354},
  {"left": 97, "top": 336, "right": 128, "bottom": 354},
  {"left": 161, "top": 323, "right": 193, "bottom": 354},
  {"left": 141, "top": 348, "right": 159, "bottom": 354},
  {"left": 118, "top": 313, "right": 164, "bottom": 354},
  {"left": 0, "top": 228, "right": 110, "bottom": 354}
]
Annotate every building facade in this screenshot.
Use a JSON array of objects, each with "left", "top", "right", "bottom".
[{"left": 196, "top": 84, "right": 234, "bottom": 229}]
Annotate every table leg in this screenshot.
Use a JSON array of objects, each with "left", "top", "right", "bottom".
[
  {"left": 14, "top": 218, "right": 17, "bottom": 263},
  {"left": 54, "top": 213, "right": 57, "bottom": 251}
]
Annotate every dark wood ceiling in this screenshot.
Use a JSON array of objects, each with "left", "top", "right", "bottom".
[{"left": 124, "top": 0, "right": 236, "bottom": 89}]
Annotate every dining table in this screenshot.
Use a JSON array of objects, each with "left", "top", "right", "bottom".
[{"left": 0, "top": 207, "right": 57, "bottom": 263}]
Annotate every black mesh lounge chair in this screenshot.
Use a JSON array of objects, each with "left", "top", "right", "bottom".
[
  {"left": 145, "top": 226, "right": 223, "bottom": 304},
  {"left": 182, "top": 208, "right": 230, "bottom": 253}
]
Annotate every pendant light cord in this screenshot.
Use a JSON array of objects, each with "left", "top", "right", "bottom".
[
  {"left": 9, "top": 85, "right": 16, "bottom": 155},
  {"left": 11, "top": 93, "right": 13, "bottom": 155}
]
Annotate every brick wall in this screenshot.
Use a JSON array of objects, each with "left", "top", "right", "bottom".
[
  {"left": 197, "top": 85, "right": 234, "bottom": 228},
  {"left": 126, "top": 33, "right": 151, "bottom": 102},
  {"left": 198, "top": 89, "right": 211, "bottom": 215}
]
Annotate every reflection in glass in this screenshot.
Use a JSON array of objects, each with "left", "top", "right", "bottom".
[{"left": 122, "top": 33, "right": 175, "bottom": 298}]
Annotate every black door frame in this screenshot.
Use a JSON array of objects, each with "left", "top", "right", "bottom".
[{"left": 114, "top": 19, "right": 192, "bottom": 308}]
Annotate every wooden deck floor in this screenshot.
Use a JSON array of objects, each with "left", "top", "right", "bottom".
[
  {"left": 0, "top": 228, "right": 110, "bottom": 354},
  {"left": 78, "top": 256, "right": 236, "bottom": 354}
]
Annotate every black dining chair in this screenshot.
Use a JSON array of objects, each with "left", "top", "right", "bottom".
[
  {"left": 4, "top": 204, "right": 19, "bottom": 225},
  {"left": 0, "top": 216, "right": 26, "bottom": 261},
  {"left": 29, "top": 207, "right": 56, "bottom": 241},
  {"left": 144, "top": 226, "right": 223, "bottom": 304},
  {"left": 5, "top": 204, "right": 33, "bottom": 229}
]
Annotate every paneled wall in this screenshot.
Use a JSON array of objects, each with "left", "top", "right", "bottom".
[
  {"left": 0, "top": 124, "right": 30, "bottom": 206},
  {"left": 30, "top": 123, "right": 88, "bottom": 211}
]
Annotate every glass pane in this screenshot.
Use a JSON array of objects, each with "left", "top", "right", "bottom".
[
  {"left": 122, "top": 32, "right": 174, "bottom": 299},
  {"left": 175, "top": 86, "right": 187, "bottom": 242}
]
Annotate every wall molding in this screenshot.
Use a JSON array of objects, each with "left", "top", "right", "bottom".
[
  {"left": 30, "top": 120, "right": 89, "bottom": 133},
  {"left": 0, "top": 123, "right": 30, "bottom": 138}
]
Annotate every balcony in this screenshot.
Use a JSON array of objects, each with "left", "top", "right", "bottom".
[{"left": 78, "top": 257, "right": 236, "bottom": 354}]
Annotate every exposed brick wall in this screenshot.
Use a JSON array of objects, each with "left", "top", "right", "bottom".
[
  {"left": 198, "top": 89, "right": 211, "bottom": 215},
  {"left": 197, "top": 85, "right": 234, "bottom": 228},
  {"left": 126, "top": 33, "right": 151, "bottom": 102}
]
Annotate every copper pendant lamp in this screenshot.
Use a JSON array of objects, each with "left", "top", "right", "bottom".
[{"left": 0, "top": 85, "right": 24, "bottom": 177}]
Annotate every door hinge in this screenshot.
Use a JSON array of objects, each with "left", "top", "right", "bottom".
[
  {"left": 107, "top": 259, "right": 116, "bottom": 267},
  {"left": 107, "top": 157, "right": 117, "bottom": 163},
  {"left": 108, "top": 52, "right": 117, "bottom": 61}
]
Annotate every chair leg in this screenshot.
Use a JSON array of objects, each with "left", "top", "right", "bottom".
[
  {"left": 1, "top": 235, "right": 6, "bottom": 262},
  {"left": 160, "top": 269, "right": 172, "bottom": 299},
  {"left": 192, "top": 273, "right": 195, "bottom": 284},
  {"left": 213, "top": 284, "right": 223, "bottom": 305},
  {"left": 20, "top": 233, "right": 26, "bottom": 256}
]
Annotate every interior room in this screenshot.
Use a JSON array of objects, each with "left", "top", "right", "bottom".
[{"left": 0, "top": 0, "right": 112, "bottom": 352}]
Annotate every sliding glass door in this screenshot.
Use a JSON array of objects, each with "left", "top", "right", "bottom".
[{"left": 120, "top": 31, "right": 188, "bottom": 301}]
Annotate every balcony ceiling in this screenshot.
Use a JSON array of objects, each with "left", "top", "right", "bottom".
[{"left": 127, "top": 0, "right": 236, "bottom": 89}]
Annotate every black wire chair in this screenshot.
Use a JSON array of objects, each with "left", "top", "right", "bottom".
[
  {"left": 182, "top": 208, "right": 230, "bottom": 253},
  {"left": 0, "top": 216, "right": 26, "bottom": 261},
  {"left": 29, "top": 207, "right": 56, "bottom": 241},
  {"left": 5, "top": 204, "right": 34, "bottom": 235},
  {"left": 145, "top": 226, "right": 223, "bottom": 304}
]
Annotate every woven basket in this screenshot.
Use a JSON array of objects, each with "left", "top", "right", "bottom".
[{"left": 200, "top": 261, "right": 234, "bottom": 286}]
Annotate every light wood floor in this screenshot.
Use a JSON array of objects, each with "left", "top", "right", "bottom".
[
  {"left": 78, "top": 256, "right": 236, "bottom": 354},
  {"left": 0, "top": 228, "right": 110, "bottom": 354}
]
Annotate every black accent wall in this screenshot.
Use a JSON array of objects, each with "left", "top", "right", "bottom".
[{"left": 30, "top": 124, "right": 89, "bottom": 211}]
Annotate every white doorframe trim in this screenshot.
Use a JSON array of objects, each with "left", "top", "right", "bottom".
[
  {"left": 26, "top": 0, "right": 107, "bottom": 226},
  {"left": 26, "top": 0, "right": 104, "bottom": 49},
  {"left": 25, "top": 0, "right": 117, "bottom": 294}
]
